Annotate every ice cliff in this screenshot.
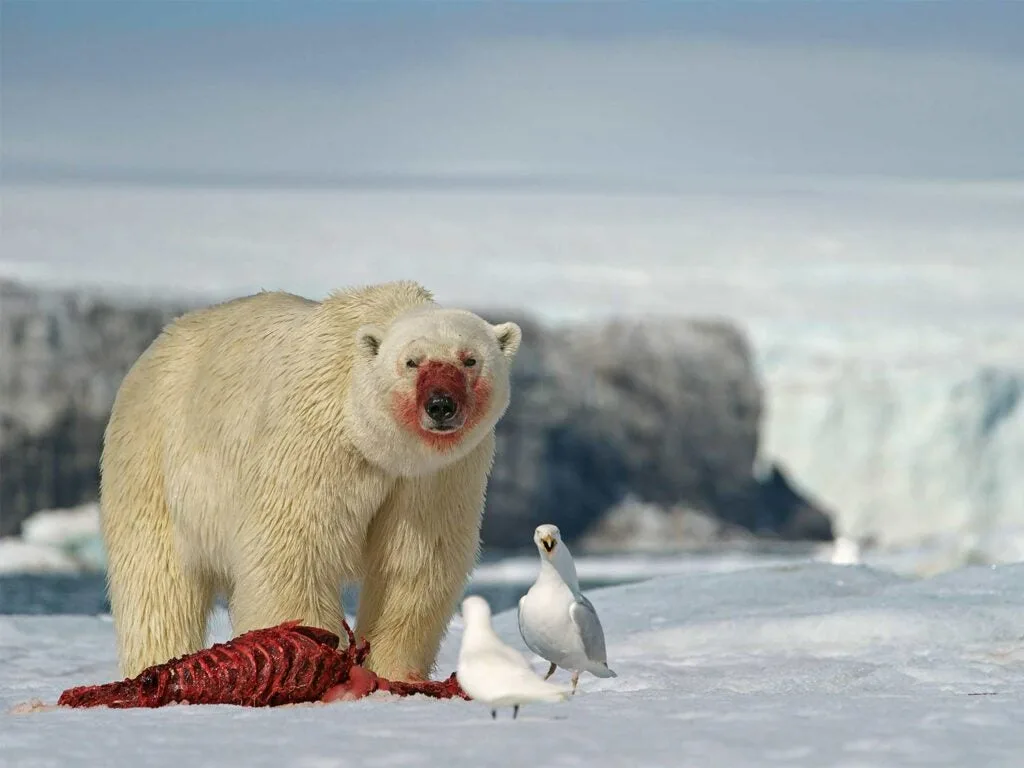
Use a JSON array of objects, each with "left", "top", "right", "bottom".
[{"left": 756, "top": 323, "right": 1024, "bottom": 564}]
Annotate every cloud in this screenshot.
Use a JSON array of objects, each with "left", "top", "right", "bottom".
[{"left": 4, "top": 2, "right": 1023, "bottom": 183}]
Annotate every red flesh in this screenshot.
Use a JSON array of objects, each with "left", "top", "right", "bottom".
[{"left": 57, "top": 619, "right": 469, "bottom": 709}]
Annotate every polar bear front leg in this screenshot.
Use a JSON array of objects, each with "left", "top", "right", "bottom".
[
  {"left": 356, "top": 452, "right": 489, "bottom": 681},
  {"left": 227, "top": 521, "right": 347, "bottom": 639}
]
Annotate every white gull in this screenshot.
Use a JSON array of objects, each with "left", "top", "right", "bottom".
[
  {"left": 518, "top": 524, "right": 617, "bottom": 694},
  {"left": 456, "top": 595, "right": 573, "bottom": 720}
]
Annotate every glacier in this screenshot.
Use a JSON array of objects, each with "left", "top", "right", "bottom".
[{"left": 756, "top": 323, "right": 1024, "bottom": 570}]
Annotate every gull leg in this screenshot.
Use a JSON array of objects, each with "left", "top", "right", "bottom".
[
  {"left": 513, "top": 704, "right": 520, "bottom": 720},
  {"left": 543, "top": 662, "right": 557, "bottom": 680},
  {"left": 571, "top": 671, "right": 580, "bottom": 696},
  {"left": 491, "top": 709, "right": 497, "bottom": 720}
]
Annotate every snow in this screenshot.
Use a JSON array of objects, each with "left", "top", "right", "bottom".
[
  {"left": 20, "top": 504, "right": 100, "bottom": 548},
  {"left": 3, "top": 562, "right": 1024, "bottom": 766},
  {"left": 0, "top": 504, "right": 104, "bottom": 575},
  {"left": 829, "top": 537, "right": 863, "bottom": 566}
]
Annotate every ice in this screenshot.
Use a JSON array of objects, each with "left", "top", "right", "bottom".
[
  {"left": 3, "top": 563, "right": 1024, "bottom": 766},
  {"left": 829, "top": 537, "right": 863, "bottom": 566},
  {"left": 0, "top": 539, "right": 81, "bottom": 575},
  {"left": 20, "top": 504, "right": 100, "bottom": 547},
  {"left": 0, "top": 504, "right": 105, "bottom": 574},
  {"left": 757, "top": 326, "right": 1024, "bottom": 564}
]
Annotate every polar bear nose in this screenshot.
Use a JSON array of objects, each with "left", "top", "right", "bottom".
[{"left": 425, "top": 392, "right": 458, "bottom": 423}]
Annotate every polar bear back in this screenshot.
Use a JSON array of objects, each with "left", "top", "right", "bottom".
[{"left": 105, "top": 282, "right": 436, "bottom": 568}]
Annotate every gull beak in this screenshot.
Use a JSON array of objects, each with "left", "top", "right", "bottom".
[{"left": 540, "top": 535, "right": 555, "bottom": 553}]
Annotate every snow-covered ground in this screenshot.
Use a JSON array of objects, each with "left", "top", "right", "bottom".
[{"left": 3, "top": 562, "right": 1024, "bottom": 767}]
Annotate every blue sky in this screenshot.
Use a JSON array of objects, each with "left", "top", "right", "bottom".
[{"left": 5, "top": 0, "right": 1024, "bottom": 184}]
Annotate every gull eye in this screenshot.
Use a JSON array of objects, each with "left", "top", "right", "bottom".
[
  {"left": 406, "top": 359, "right": 419, "bottom": 369},
  {"left": 463, "top": 357, "right": 477, "bottom": 367}
]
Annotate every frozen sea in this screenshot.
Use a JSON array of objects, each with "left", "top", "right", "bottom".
[{"left": 0, "top": 501, "right": 821, "bottom": 616}]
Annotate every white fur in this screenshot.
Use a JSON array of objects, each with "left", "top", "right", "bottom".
[
  {"left": 348, "top": 306, "right": 520, "bottom": 477},
  {"left": 99, "top": 281, "right": 522, "bottom": 680}
]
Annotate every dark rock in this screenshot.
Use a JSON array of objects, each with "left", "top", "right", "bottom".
[
  {"left": 0, "top": 281, "right": 834, "bottom": 547},
  {"left": 0, "top": 280, "right": 188, "bottom": 536},
  {"left": 0, "top": 409, "right": 106, "bottom": 537},
  {"left": 477, "top": 311, "right": 834, "bottom": 547},
  {"left": 577, "top": 495, "right": 757, "bottom": 553},
  {"left": 755, "top": 463, "right": 835, "bottom": 541}
]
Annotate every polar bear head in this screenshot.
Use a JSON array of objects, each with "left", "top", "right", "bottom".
[{"left": 347, "top": 306, "right": 522, "bottom": 476}]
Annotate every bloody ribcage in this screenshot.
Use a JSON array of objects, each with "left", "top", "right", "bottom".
[
  {"left": 163, "top": 622, "right": 354, "bottom": 707},
  {"left": 59, "top": 622, "right": 354, "bottom": 709}
]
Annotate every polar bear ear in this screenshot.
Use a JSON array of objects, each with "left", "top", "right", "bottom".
[
  {"left": 355, "top": 325, "right": 384, "bottom": 361},
  {"left": 492, "top": 322, "right": 522, "bottom": 360}
]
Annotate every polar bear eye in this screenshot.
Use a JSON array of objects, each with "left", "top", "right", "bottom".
[
  {"left": 405, "top": 359, "right": 419, "bottom": 369},
  {"left": 463, "top": 357, "right": 477, "bottom": 367}
]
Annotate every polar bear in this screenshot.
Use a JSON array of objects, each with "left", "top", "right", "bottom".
[{"left": 99, "top": 280, "right": 521, "bottom": 681}]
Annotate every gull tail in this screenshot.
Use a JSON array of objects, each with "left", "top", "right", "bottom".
[{"left": 590, "top": 663, "right": 617, "bottom": 679}]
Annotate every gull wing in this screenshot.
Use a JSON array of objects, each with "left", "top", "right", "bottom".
[{"left": 569, "top": 594, "right": 609, "bottom": 665}]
